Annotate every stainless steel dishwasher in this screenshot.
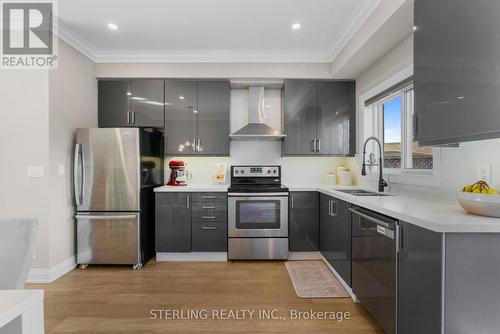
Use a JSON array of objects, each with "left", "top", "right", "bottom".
[{"left": 350, "top": 206, "right": 398, "bottom": 334}]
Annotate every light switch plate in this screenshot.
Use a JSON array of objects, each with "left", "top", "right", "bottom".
[
  {"left": 58, "top": 164, "right": 65, "bottom": 176},
  {"left": 27, "top": 166, "right": 45, "bottom": 178},
  {"left": 478, "top": 165, "right": 492, "bottom": 184}
]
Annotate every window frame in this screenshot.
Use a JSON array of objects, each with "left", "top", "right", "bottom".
[{"left": 358, "top": 66, "right": 440, "bottom": 187}]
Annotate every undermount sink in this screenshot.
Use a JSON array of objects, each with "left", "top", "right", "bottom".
[{"left": 336, "top": 189, "right": 391, "bottom": 197}]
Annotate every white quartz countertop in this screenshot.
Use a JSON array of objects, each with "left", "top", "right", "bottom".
[
  {"left": 288, "top": 183, "right": 500, "bottom": 233},
  {"left": 153, "top": 183, "right": 500, "bottom": 233},
  {"left": 154, "top": 184, "right": 229, "bottom": 192}
]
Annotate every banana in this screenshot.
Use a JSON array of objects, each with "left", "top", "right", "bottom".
[{"left": 461, "top": 180, "right": 498, "bottom": 194}]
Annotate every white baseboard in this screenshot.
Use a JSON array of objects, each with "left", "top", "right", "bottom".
[
  {"left": 156, "top": 252, "right": 227, "bottom": 261},
  {"left": 288, "top": 252, "right": 323, "bottom": 260},
  {"left": 27, "top": 255, "right": 77, "bottom": 284}
]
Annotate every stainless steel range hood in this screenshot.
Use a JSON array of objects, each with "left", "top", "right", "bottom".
[{"left": 230, "top": 86, "right": 286, "bottom": 141}]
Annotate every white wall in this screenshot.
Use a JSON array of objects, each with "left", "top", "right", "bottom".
[
  {"left": 48, "top": 40, "right": 97, "bottom": 266},
  {"left": 0, "top": 70, "right": 51, "bottom": 268},
  {"left": 95, "top": 62, "right": 333, "bottom": 79}
]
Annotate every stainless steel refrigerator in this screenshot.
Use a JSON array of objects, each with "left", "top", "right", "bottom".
[{"left": 74, "top": 128, "right": 163, "bottom": 269}]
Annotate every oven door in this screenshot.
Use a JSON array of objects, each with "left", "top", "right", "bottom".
[{"left": 228, "top": 193, "right": 288, "bottom": 238}]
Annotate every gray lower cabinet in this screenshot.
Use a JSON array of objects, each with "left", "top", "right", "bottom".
[
  {"left": 155, "top": 193, "right": 191, "bottom": 252},
  {"left": 282, "top": 80, "right": 355, "bottom": 156},
  {"left": 155, "top": 192, "right": 227, "bottom": 253},
  {"left": 319, "top": 194, "right": 351, "bottom": 286},
  {"left": 289, "top": 192, "right": 319, "bottom": 251},
  {"left": 191, "top": 192, "right": 227, "bottom": 252},
  {"left": 397, "top": 221, "right": 442, "bottom": 334},
  {"left": 414, "top": 0, "right": 500, "bottom": 145},
  {"left": 98, "top": 80, "right": 164, "bottom": 128},
  {"left": 165, "top": 80, "right": 230, "bottom": 155}
]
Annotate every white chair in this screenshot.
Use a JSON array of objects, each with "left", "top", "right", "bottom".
[{"left": 0, "top": 218, "right": 38, "bottom": 289}]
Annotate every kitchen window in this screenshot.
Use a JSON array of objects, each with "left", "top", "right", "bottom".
[{"left": 364, "top": 82, "right": 435, "bottom": 174}]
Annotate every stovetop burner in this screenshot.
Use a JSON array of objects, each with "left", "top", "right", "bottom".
[{"left": 229, "top": 165, "right": 288, "bottom": 193}]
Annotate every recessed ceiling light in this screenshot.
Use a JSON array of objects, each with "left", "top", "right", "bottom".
[
  {"left": 107, "top": 23, "right": 118, "bottom": 30},
  {"left": 413, "top": 26, "right": 418, "bottom": 32},
  {"left": 193, "top": 109, "right": 198, "bottom": 114},
  {"left": 292, "top": 23, "right": 301, "bottom": 30},
  {"left": 179, "top": 96, "right": 185, "bottom": 100}
]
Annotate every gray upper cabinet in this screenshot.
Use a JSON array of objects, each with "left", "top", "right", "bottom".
[
  {"left": 289, "top": 192, "right": 319, "bottom": 252},
  {"left": 282, "top": 80, "right": 317, "bottom": 155},
  {"left": 130, "top": 80, "right": 165, "bottom": 127},
  {"left": 316, "top": 81, "right": 355, "bottom": 155},
  {"left": 98, "top": 80, "right": 164, "bottom": 128},
  {"left": 165, "top": 80, "right": 198, "bottom": 154},
  {"left": 197, "top": 81, "right": 230, "bottom": 155},
  {"left": 414, "top": 0, "right": 500, "bottom": 145},
  {"left": 98, "top": 81, "right": 131, "bottom": 127},
  {"left": 165, "top": 80, "right": 230, "bottom": 155},
  {"left": 283, "top": 80, "right": 355, "bottom": 156}
]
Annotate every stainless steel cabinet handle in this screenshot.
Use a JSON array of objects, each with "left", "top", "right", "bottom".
[
  {"left": 198, "top": 139, "right": 202, "bottom": 152},
  {"left": 131, "top": 111, "right": 136, "bottom": 124},
  {"left": 75, "top": 214, "right": 137, "bottom": 220},
  {"left": 328, "top": 200, "right": 331, "bottom": 216},
  {"left": 330, "top": 200, "right": 337, "bottom": 216},
  {"left": 202, "top": 206, "right": 216, "bottom": 209},
  {"left": 311, "top": 139, "right": 316, "bottom": 152},
  {"left": 202, "top": 216, "right": 216, "bottom": 219},
  {"left": 316, "top": 139, "right": 321, "bottom": 152},
  {"left": 127, "top": 111, "right": 131, "bottom": 124},
  {"left": 201, "top": 226, "right": 217, "bottom": 230},
  {"left": 202, "top": 196, "right": 216, "bottom": 199},
  {"left": 186, "top": 195, "right": 190, "bottom": 209},
  {"left": 291, "top": 194, "right": 294, "bottom": 209}
]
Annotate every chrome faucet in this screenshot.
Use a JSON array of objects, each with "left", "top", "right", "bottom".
[{"left": 361, "top": 136, "right": 388, "bottom": 192}]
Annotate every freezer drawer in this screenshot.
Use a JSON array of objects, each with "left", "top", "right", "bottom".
[{"left": 76, "top": 213, "right": 140, "bottom": 265}]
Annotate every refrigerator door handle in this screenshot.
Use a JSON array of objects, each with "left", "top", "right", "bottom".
[
  {"left": 75, "top": 214, "right": 138, "bottom": 220},
  {"left": 74, "top": 143, "right": 84, "bottom": 205}
]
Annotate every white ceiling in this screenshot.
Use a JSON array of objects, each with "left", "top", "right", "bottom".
[{"left": 56, "top": 0, "right": 380, "bottom": 63}]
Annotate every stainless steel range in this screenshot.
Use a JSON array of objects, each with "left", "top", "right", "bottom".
[{"left": 227, "top": 165, "right": 289, "bottom": 260}]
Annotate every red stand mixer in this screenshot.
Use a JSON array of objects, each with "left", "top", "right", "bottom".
[{"left": 167, "top": 160, "right": 191, "bottom": 186}]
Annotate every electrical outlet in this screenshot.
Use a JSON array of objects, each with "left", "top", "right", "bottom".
[
  {"left": 27, "top": 166, "right": 45, "bottom": 178},
  {"left": 304, "top": 165, "right": 312, "bottom": 174},
  {"left": 58, "top": 164, "right": 65, "bottom": 176},
  {"left": 478, "top": 165, "right": 492, "bottom": 184}
]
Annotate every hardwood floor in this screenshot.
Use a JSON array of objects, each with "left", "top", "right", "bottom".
[{"left": 28, "top": 260, "right": 382, "bottom": 333}]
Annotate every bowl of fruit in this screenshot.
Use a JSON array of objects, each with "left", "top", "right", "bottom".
[{"left": 458, "top": 181, "right": 500, "bottom": 218}]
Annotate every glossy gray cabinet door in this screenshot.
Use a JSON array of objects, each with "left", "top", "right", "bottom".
[
  {"left": 397, "top": 221, "right": 442, "bottom": 334},
  {"left": 414, "top": 0, "right": 500, "bottom": 145},
  {"left": 316, "top": 81, "right": 355, "bottom": 155},
  {"left": 283, "top": 80, "right": 317, "bottom": 155},
  {"left": 165, "top": 80, "right": 198, "bottom": 155},
  {"left": 197, "top": 81, "right": 230, "bottom": 155},
  {"left": 155, "top": 193, "right": 191, "bottom": 252},
  {"left": 289, "top": 192, "right": 319, "bottom": 251},
  {"left": 98, "top": 81, "right": 131, "bottom": 127},
  {"left": 320, "top": 194, "right": 351, "bottom": 286},
  {"left": 191, "top": 222, "right": 227, "bottom": 252},
  {"left": 131, "top": 80, "right": 165, "bottom": 127}
]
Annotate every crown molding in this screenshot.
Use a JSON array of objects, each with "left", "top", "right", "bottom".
[
  {"left": 327, "top": 0, "right": 382, "bottom": 62},
  {"left": 54, "top": 19, "right": 97, "bottom": 61}
]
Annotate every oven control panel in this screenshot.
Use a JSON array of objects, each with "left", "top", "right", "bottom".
[{"left": 232, "top": 166, "right": 280, "bottom": 177}]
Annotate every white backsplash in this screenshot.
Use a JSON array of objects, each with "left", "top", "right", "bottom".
[{"left": 167, "top": 141, "right": 347, "bottom": 186}]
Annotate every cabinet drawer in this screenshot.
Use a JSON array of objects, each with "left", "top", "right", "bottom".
[
  {"left": 192, "top": 211, "right": 227, "bottom": 223},
  {"left": 191, "top": 200, "right": 227, "bottom": 211},
  {"left": 191, "top": 193, "right": 227, "bottom": 203},
  {"left": 192, "top": 222, "right": 227, "bottom": 252}
]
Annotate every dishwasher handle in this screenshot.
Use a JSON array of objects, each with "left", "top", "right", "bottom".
[{"left": 349, "top": 207, "right": 397, "bottom": 230}]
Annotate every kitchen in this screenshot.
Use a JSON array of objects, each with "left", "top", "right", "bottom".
[{"left": 2, "top": 0, "right": 500, "bottom": 333}]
